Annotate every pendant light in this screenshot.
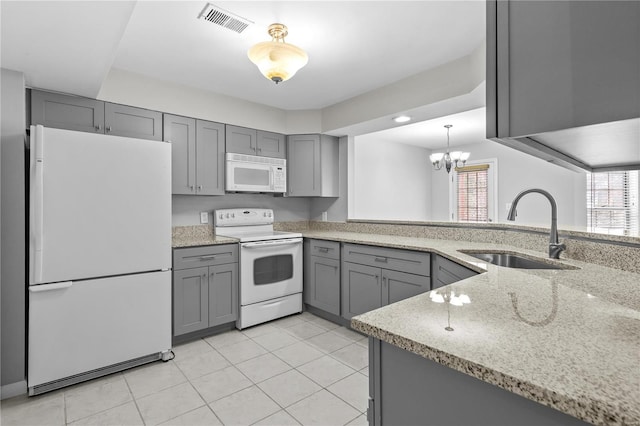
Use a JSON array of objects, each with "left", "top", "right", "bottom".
[
  {"left": 247, "top": 23, "right": 308, "bottom": 84},
  {"left": 430, "top": 124, "right": 470, "bottom": 173}
]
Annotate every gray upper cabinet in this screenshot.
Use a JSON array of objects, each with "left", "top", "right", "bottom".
[
  {"left": 31, "top": 90, "right": 104, "bottom": 133},
  {"left": 31, "top": 89, "right": 162, "bottom": 141},
  {"left": 304, "top": 239, "right": 341, "bottom": 316},
  {"left": 341, "top": 243, "right": 430, "bottom": 320},
  {"left": 165, "top": 115, "right": 196, "bottom": 195},
  {"left": 196, "top": 120, "right": 226, "bottom": 195},
  {"left": 104, "top": 103, "right": 162, "bottom": 141},
  {"left": 287, "top": 134, "right": 339, "bottom": 197},
  {"left": 165, "top": 114, "right": 225, "bottom": 196},
  {"left": 487, "top": 1, "right": 640, "bottom": 171},
  {"left": 431, "top": 255, "right": 478, "bottom": 290},
  {"left": 256, "top": 130, "right": 286, "bottom": 158},
  {"left": 226, "top": 125, "right": 286, "bottom": 158}
]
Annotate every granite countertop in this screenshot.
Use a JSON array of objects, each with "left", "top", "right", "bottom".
[
  {"left": 301, "top": 230, "right": 640, "bottom": 426},
  {"left": 172, "top": 225, "right": 237, "bottom": 248}
]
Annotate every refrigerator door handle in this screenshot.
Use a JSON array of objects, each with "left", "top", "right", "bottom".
[
  {"left": 29, "top": 281, "right": 73, "bottom": 293},
  {"left": 33, "top": 125, "right": 45, "bottom": 283}
]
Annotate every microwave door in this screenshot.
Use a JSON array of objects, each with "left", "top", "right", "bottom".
[{"left": 227, "top": 162, "right": 273, "bottom": 192}]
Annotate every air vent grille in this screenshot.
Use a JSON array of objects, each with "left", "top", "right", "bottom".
[{"left": 198, "top": 3, "right": 252, "bottom": 34}]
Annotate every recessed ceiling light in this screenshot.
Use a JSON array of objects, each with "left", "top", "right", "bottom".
[{"left": 393, "top": 115, "right": 411, "bottom": 123}]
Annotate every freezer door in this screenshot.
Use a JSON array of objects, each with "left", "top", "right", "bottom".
[
  {"left": 28, "top": 271, "right": 171, "bottom": 388},
  {"left": 29, "top": 125, "right": 171, "bottom": 284}
]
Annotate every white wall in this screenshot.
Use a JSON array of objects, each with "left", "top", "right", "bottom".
[
  {"left": 430, "top": 140, "right": 587, "bottom": 228},
  {"left": 352, "top": 137, "right": 431, "bottom": 221}
]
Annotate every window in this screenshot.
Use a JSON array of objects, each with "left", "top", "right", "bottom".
[
  {"left": 451, "top": 160, "right": 497, "bottom": 223},
  {"left": 586, "top": 171, "right": 639, "bottom": 235}
]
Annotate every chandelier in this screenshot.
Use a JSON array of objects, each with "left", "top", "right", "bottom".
[
  {"left": 247, "top": 23, "right": 308, "bottom": 84},
  {"left": 429, "top": 124, "right": 470, "bottom": 173}
]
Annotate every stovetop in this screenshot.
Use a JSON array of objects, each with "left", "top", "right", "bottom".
[{"left": 213, "top": 208, "right": 302, "bottom": 242}]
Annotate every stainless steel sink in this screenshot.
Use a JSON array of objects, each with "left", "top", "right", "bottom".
[{"left": 459, "top": 251, "right": 576, "bottom": 270}]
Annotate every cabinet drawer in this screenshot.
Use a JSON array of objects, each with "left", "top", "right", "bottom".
[
  {"left": 308, "top": 239, "right": 340, "bottom": 260},
  {"left": 342, "top": 243, "right": 430, "bottom": 276},
  {"left": 173, "top": 244, "right": 238, "bottom": 270}
]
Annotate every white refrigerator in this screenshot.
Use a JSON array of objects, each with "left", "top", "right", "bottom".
[{"left": 28, "top": 125, "right": 172, "bottom": 395}]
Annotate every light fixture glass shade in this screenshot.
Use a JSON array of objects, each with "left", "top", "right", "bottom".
[
  {"left": 460, "top": 152, "right": 470, "bottom": 162},
  {"left": 450, "top": 151, "right": 462, "bottom": 161},
  {"left": 248, "top": 23, "right": 308, "bottom": 84},
  {"left": 430, "top": 153, "right": 444, "bottom": 163}
]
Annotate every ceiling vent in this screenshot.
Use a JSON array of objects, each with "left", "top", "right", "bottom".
[{"left": 198, "top": 3, "right": 253, "bottom": 34}]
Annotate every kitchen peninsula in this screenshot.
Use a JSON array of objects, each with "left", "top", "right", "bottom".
[{"left": 172, "top": 220, "right": 640, "bottom": 425}]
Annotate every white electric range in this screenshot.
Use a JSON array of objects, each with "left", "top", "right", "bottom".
[{"left": 214, "top": 208, "right": 303, "bottom": 329}]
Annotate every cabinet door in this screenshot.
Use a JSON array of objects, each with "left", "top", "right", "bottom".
[
  {"left": 308, "top": 256, "right": 341, "bottom": 316},
  {"left": 489, "top": 1, "right": 640, "bottom": 138},
  {"left": 173, "top": 267, "right": 209, "bottom": 336},
  {"left": 431, "top": 255, "right": 478, "bottom": 290},
  {"left": 208, "top": 263, "right": 238, "bottom": 327},
  {"left": 104, "top": 103, "right": 163, "bottom": 141},
  {"left": 31, "top": 90, "right": 104, "bottom": 133},
  {"left": 256, "top": 130, "right": 286, "bottom": 158},
  {"left": 287, "top": 134, "right": 320, "bottom": 196},
  {"left": 341, "top": 262, "right": 381, "bottom": 320},
  {"left": 382, "top": 270, "right": 430, "bottom": 305},
  {"left": 196, "top": 120, "right": 225, "bottom": 195},
  {"left": 164, "top": 114, "right": 196, "bottom": 195},
  {"left": 226, "top": 125, "right": 257, "bottom": 155}
]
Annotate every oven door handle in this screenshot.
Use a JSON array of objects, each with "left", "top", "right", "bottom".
[{"left": 241, "top": 238, "right": 302, "bottom": 249}]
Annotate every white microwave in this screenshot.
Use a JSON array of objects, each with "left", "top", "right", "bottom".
[{"left": 225, "top": 153, "right": 287, "bottom": 193}]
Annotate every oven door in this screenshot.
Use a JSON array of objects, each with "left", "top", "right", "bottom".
[{"left": 239, "top": 238, "right": 303, "bottom": 305}]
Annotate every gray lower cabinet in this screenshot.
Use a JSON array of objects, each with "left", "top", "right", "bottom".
[
  {"left": 173, "top": 245, "right": 238, "bottom": 337},
  {"left": 226, "top": 125, "right": 286, "bottom": 158},
  {"left": 304, "top": 239, "right": 341, "bottom": 316},
  {"left": 431, "top": 254, "right": 478, "bottom": 289},
  {"left": 369, "top": 339, "right": 588, "bottom": 426},
  {"left": 341, "top": 244, "right": 430, "bottom": 320},
  {"left": 165, "top": 114, "right": 225, "bottom": 195},
  {"left": 287, "top": 134, "right": 339, "bottom": 197},
  {"left": 31, "top": 89, "right": 162, "bottom": 140}
]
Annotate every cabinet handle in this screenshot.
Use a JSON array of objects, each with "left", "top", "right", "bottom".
[
  {"left": 197, "top": 185, "right": 203, "bottom": 191},
  {"left": 106, "top": 126, "right": 112, "bottom": 133},
  {"left": 374, "top": 257, "right": 388, "bottom": 263},
  {"left": 383, "top": 276, "right": 387, "bottom": 287},
  {"left": 200, "top": 255, "right": 216, "bottom": 260},
  {"left": 257, "top": 147, "right": 262, "bottom": 153},
  {"left": 201, "top": 274, "right": 206, "bottom": 278},
  {"left": 190, "top": 186, "right": 195, "bottom": 192},
  {"left": 318, "top": 247, "right": 330, "bottom": 253},
  {"left": 95, "top": 125, "right": 102, "bottom": 131}
]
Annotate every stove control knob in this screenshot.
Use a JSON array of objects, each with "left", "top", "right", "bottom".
[
  {"left": 219, "top": 213, "right": 223, "bottom": 219},
  {"left": 263, "top": 212, "right": 267, "bottom": 217},
  {"left": 231, "top": 213, "right": 235, "bottom": 218},
  {"left": 268, "top": 212, "right": 272, "bottom": 217},
  {"left": 226, "top": 213, "right": 230, "bottom": 218}
]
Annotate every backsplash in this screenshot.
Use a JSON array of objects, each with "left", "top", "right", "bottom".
[{"left": 176, "top": 220, "right": 640, "bottom": 274}]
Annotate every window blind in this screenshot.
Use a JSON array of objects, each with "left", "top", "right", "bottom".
[
  {"left": 586, "top": 171, "right": 639, "bottom": 235},
  {"left": 456, "top": 164, "right": 489, "bottom": 222}
]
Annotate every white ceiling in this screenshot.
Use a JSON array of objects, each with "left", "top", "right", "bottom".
[
  {"left": 1, "top": 0, "right": 486, "bottom": 141},
  {"left": 356, "top": 107, "right": 486, "bottom": 149}
]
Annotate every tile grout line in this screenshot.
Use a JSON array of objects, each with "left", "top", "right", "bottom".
[{"left": 121, "top": 372, "right": 148, "bottom": 426}]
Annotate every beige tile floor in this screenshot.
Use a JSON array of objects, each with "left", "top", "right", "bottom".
[{"left": 1, "top": 312, "right": 369, "bottom": 426}]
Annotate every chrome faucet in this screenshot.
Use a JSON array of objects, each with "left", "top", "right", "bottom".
[{"left": 507, "top": 188, "right": 566, "bottom": 259}]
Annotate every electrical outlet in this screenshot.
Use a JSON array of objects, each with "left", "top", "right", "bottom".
[
  {"left": 322, "top": 211, "right": 328, "bottom": 221},
  {"left": 200, "top": 212, "right": 209, "bottom": 224}
]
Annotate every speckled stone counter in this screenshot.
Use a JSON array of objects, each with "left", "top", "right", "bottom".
[
  {"left": 301, "top": 230, "right": 640, "bottom": 426},
  {"left": 172, "top": 225, "right": 237, "bottom": 247}
]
